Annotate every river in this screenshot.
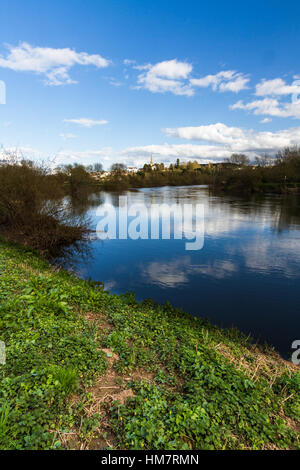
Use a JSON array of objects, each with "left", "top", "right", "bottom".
[{"left": 63, "top": 185, "right": 300, "bottom": 358}]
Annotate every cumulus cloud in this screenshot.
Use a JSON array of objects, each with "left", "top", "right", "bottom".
[
  {"left": 230, "top": 78, "right": 300, "bottom": 118},
  {"left": 135, "top": 59, "right": 194, "bottom": 96},
  {"left": 64, "top": 118, "right": 108, "bottom": 127},
  {"left": 120, "top": 143, "right": 233, "bottom": 167},
  {"left": 164, "top": 122, "right": 300, "bottom": 153},
  {"left": 190, "top": 70, "right": 249, "bottom": 93},
  {"left": 231, "top": 98, "right": 300, "bottom": 118},
  {"left": 0, "top": 42, "right": 110, "bottom": 85},
  {"left": 13, "top": 121, "right": 300, "bottom": 169},
  {"left": 6, "top": 119, "right": 300, "bottom": 169},
  {"left": 165, "top": 123, "right": 245, "bottom": 144},
  {"left": 130, "top": 62, "right": 249, "bottom": 96},
  {"left": 255, "top": 78, "right": 300, "bottom": 96}
]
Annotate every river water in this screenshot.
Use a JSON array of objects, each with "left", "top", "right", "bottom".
[{"left": 64, "top": 185, "right": 300, "bottom": 358}]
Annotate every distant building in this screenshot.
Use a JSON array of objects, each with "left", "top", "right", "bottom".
[
  {"left": 99, "top": 171, "right": 110, "bottom": 178},
  {"left": 91, "top": 171, "right": 110, "bottom": 180},
  {"left": 127, "top": 166, "right": 138, "bottom": 173},
  {"left": 150, "top": 153, "right": 154, "bottom": 169}
]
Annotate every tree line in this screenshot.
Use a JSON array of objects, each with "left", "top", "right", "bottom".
[{"left": 0, "top": 146, "right": 299, "bottom": 255}]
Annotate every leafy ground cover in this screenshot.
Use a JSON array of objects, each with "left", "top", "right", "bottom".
[{"left": 0, "top": 239, "right": 299, "bottom": 450}]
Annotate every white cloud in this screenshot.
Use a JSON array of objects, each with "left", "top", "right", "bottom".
[
  {"left": 64, "top": 118, "right": 108, "bottom": 127},
  {"left": 136, "top": 59, "right": 194, "bottom": 96},
  {"left": 255, "top": 78, "right": 300, "bottom": 96},
  {"left": 231, "top": 77, "right": 300, "bottom": 118},
  {"left": 190, "top": 70, "right": 249, "bottom": 93},
  {"left": 219, "top": 76, "right": 249, "bottom": 92},
  {"left": 131, "top": 62, "right": 249, "bottom": 96},
  {"left": 164, "top": 122, "right": 300, "bottom": 153},
  {"left": 0, "top": 42, "right": 110, "bottom": 85},
  {"left": 190, "top": 70, "right": 235, "bottom": 88},
  {"left": 231, "top": 98, "right": 300, "bottom": 118},
  {"left": 120, "top": 143, "right": 233, "bottom": 167},
  {"left": 6, "top": 120, "right": 300, "bottom": 170},
  {"left": 260, "top": 118, "right": 272, "bottom": 124},
  {"left": 165, "top": 123, "right": 245, "bottom": 144},
  {"left": 147, "top": 60, "right": 192, "bottom": 79},
  {"left": 142, "top": 257, "right": 238, "bottom": 288}
]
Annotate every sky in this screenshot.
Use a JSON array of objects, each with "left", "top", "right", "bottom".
[{"left": 1, "top": 0, "right": 300, "bottom": 169}]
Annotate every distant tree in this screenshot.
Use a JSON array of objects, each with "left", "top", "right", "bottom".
[
  {"left": 154, "top": 163, "right": 165, "bottom": 171},
  {"left": 175, "top": 158, "right": 181, "bottom": 169},
  {"left": 254, "top": 154, "right": 272, "bottom": 167},
  {"left": 110, "top": 163, "right": 127, "bottom": 175},
  {"left": 143, "top": 163, "right": 152, "bottom": 172},
  {"left": 275, "top": 146, "right": 300, "bottom": 182},
  {"left": 20, "top": 159, "right": 34, "bottom": 167},
  {"left": 226, "top": 154, "right": 250, "bottom": 166},
  {"left": 61, "top": 163, "right": 92, "bottom": 193},
  {"left": 93, "top": 162, "right": 103, "bottom": 173},
  {"left": 276, "top": 146, "right": 300, "bottom": 164}
]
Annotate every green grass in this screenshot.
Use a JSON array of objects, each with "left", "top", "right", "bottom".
[{"left": 0, "top": 239, "right": 299, "bottom": 450}]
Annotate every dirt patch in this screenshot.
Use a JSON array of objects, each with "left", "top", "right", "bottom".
[
  {"left": 84, "top": 311, "right": 113, "bottom": 332},
  {"left": 102, "top": 348, "right": 119, "bottom": 364},
  {"left": 64, "top": 334, "right": 155, "bottom": 450}
]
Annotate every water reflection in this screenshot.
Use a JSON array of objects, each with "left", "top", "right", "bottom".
[
  {"left": 65, "top": 186, "right": 300, "bottom": 357},
  {"left": 141, "top": 257, "right": 238, "bottom": 287},
  {"left": 68, "top": 188, "right": 105, "bottom": 217}
]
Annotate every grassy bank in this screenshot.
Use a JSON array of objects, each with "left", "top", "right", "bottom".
[{"left": 0, "top": 240, "right": 299, "bottom": 450}]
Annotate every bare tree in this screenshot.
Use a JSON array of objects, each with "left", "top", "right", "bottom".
[{"left": 226, "top": 154, "right": 250, "bottom": 166}]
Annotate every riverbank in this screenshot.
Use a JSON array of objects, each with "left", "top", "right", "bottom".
[
  {"left": 95, "top": 176, "right": 296, "bottom": 193},
  {"left": 0, "top": 239, "right": 299, "bottom": 450}
]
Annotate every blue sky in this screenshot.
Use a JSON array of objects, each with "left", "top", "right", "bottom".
[{"left": 1, "top": 0, "right": 300, "bottom": 168}]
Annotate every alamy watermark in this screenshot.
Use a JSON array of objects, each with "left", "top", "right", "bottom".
[
  {"left": 291, "top": 340, "right": 300, "bottom": 365},
  {"left": 96, "top": 196, "right": 204, "bottom": 250},
  {"left": 0, "top": 80, "right": 6, "bottom": 105},
  {"left": 291, "top": 79, "right": 300, "bottom": 104},
  {"left": 0, "top": 341, "right": 5, "bottom": 365}
]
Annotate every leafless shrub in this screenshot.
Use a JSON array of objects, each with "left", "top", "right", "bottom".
[{"left": 0, "top": 158, "right": 90, "bottom": 257}]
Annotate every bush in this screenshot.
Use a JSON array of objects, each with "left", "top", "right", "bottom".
[
  {"left": 0, "top": 159, "right": 89, "bottom": 256},
  {"left": 59, "top": 163, "right": 93, "bottom": 195}
]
